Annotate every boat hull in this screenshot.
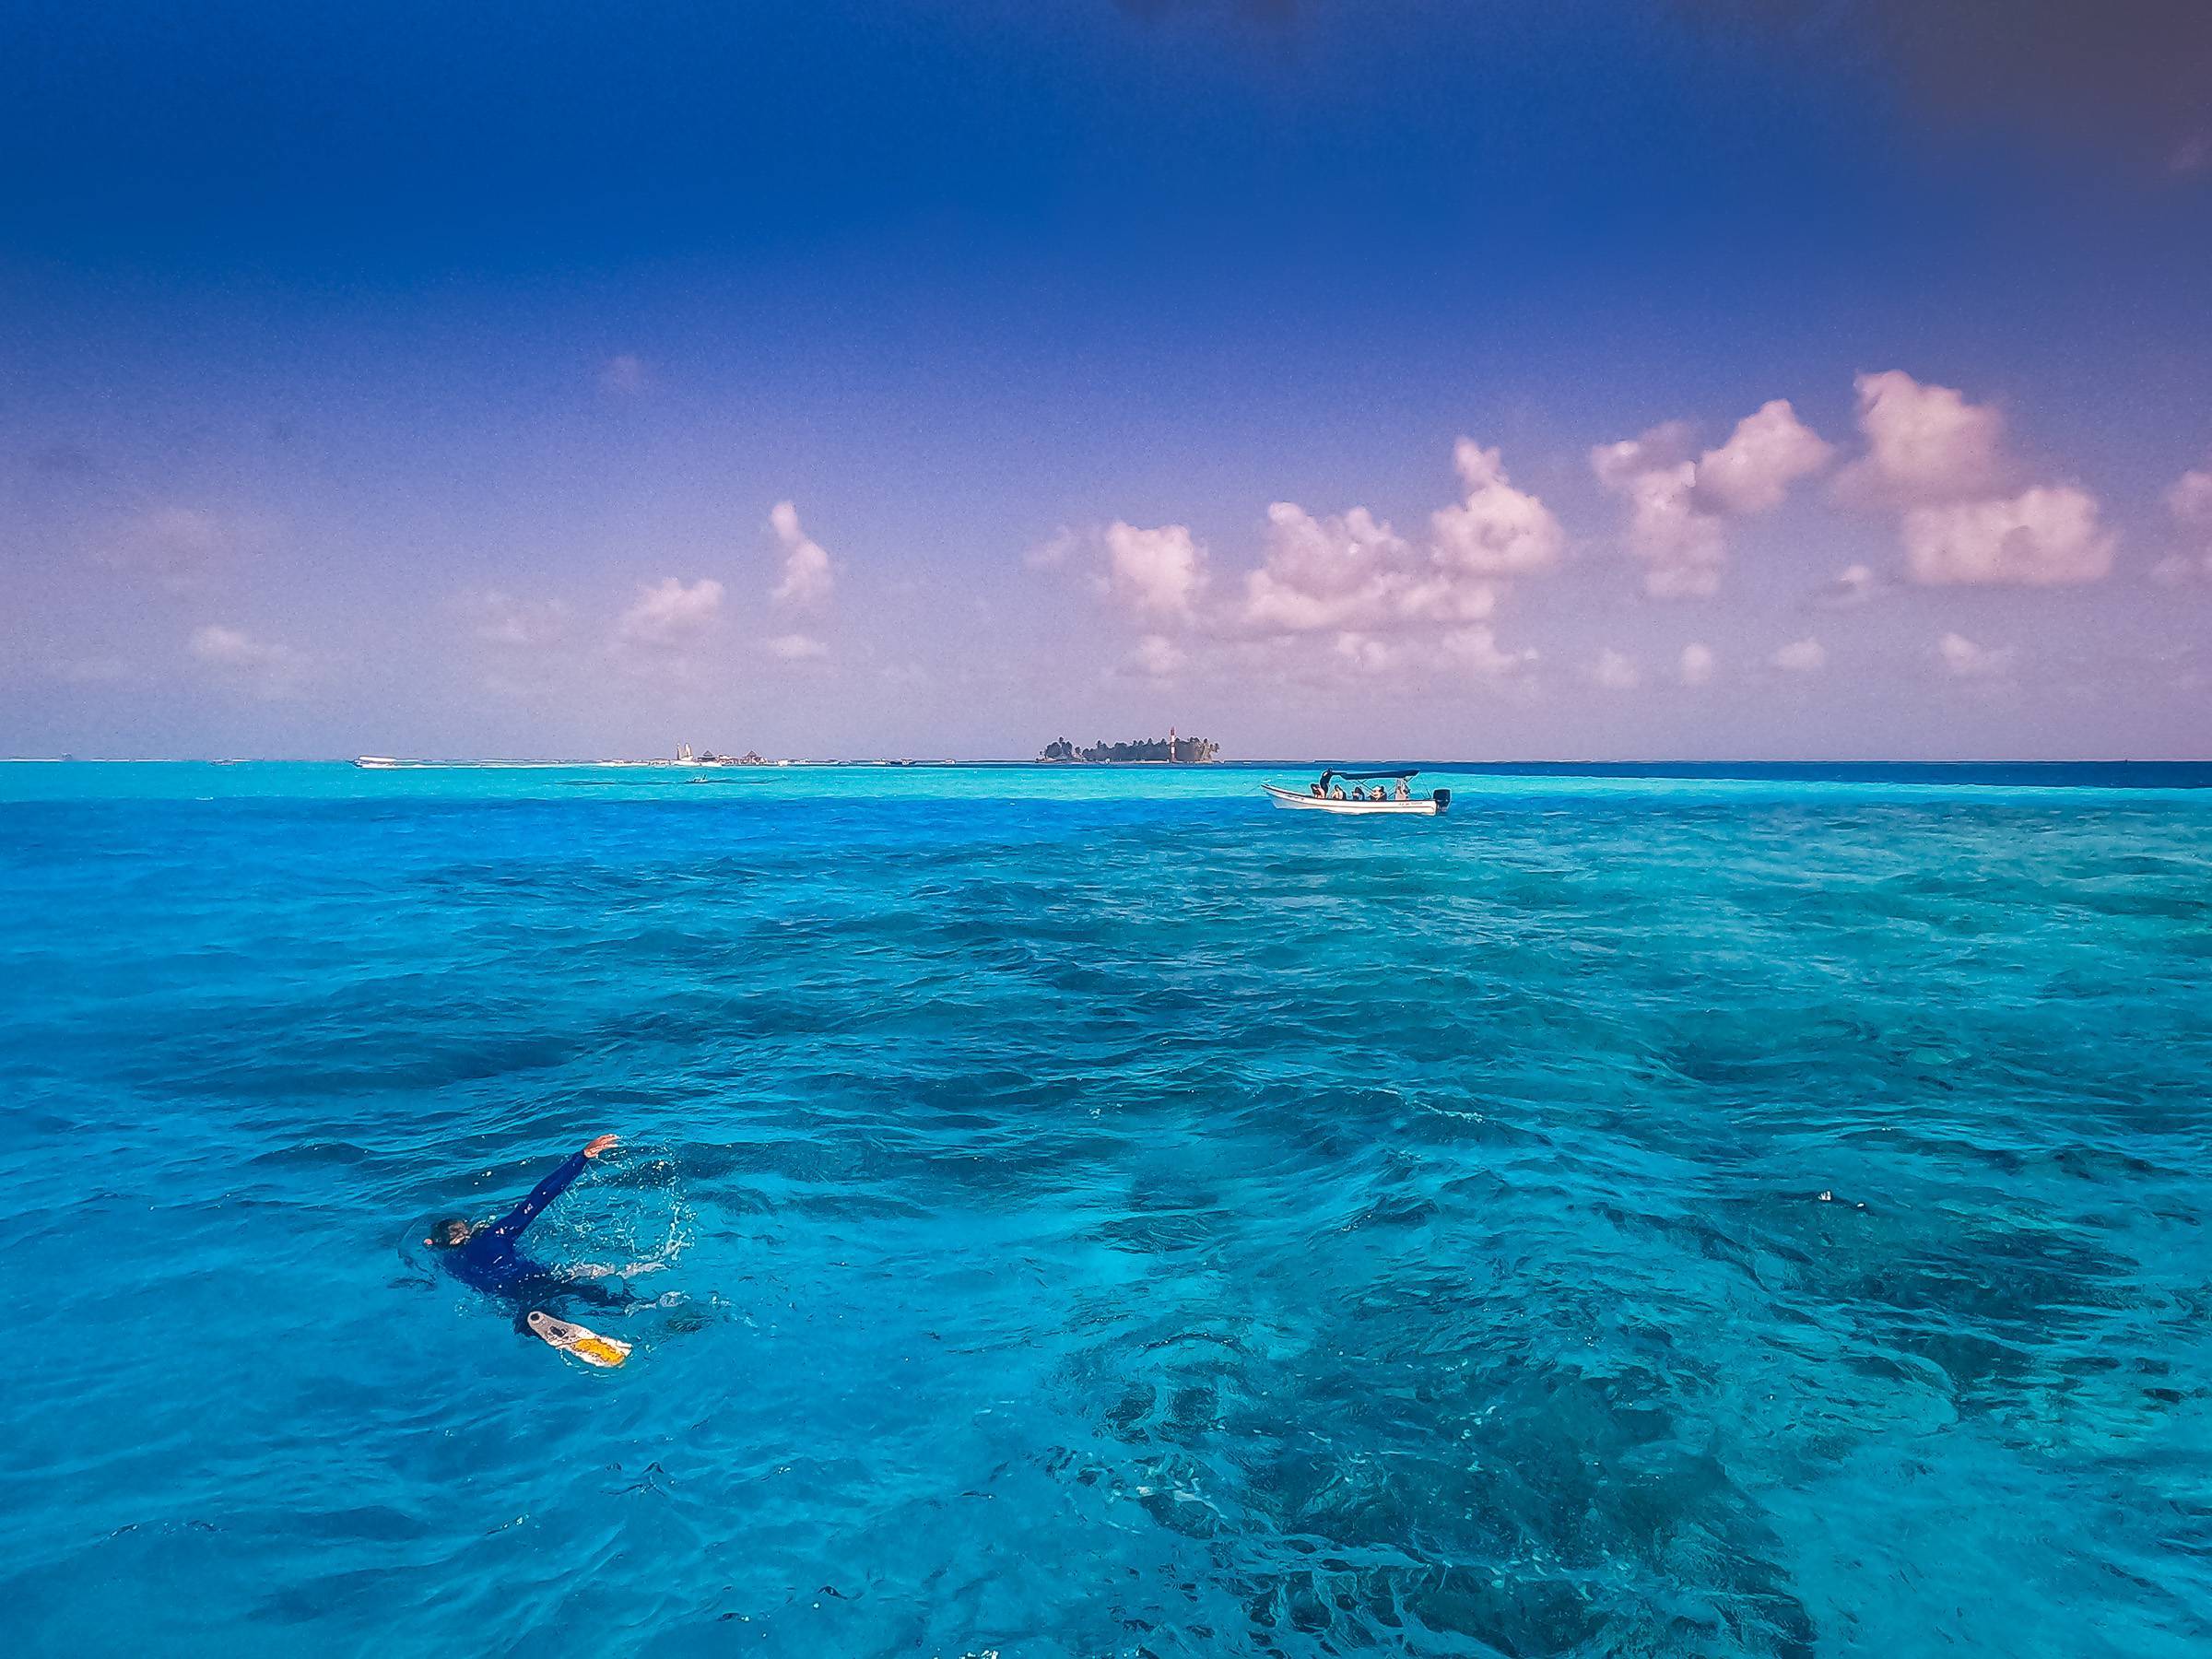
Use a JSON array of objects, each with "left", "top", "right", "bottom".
[{"left": 1263, "top": 783, "right": 1445, "bottom": 815}]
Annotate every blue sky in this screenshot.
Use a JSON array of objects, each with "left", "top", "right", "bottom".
[{"left": 5, "top": 1, "right": 2209, "bottom": 759}]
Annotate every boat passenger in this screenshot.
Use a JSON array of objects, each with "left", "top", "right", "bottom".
[
  {"left": 1349, "top": 785, "right": 1366, "bottom": 800},
  {"left": 1395, "top": 781, "right": 1411, "bottom": 801},
  {"left": 1311, "top": 782, "right": 1325, "bottom": 796},
  {"left": 1332, "top": 785, "right": 1347, "bottom": 800}
]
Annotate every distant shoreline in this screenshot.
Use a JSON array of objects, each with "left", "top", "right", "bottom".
[{"left": 6, "top": 757, "right": 2210, "bottom": 787}]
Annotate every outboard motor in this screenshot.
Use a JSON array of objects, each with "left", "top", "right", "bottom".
[{"left": 1432, "top": 788, "right": 1452, "bottom": 812}]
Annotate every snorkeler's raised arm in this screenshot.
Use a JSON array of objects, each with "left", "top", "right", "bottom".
[{"left": 486, "top": 1135, "right": 618, "bottom": 1240}]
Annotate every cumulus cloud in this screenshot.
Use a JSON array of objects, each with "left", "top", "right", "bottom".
[
  {"left": 2169, "top": 465, "right": 2212, "bottom": 527},
  {"left": 1900, "top": 486, "right": 2114, "bottom": 586},
  {"left": 1836, "top": 371, "right": 2007, "bottom": 505},
  {"left": 1837, "top": 371, "right": 2116, "bottom": 588},
  {"left": 1073, "top": 439, "right": 1553, "bottom": 691},
  {"left": 1240, "top": 441, "right": 1560, "bottom": 635},
  {"left": 460, "top": 589, "right": 569, "bottom": 649},
  {"left": 1241, "top": 502, "right": 1506, "bottom": 632},
  {"left": 1440, "top": 626, "right": 1537, "bottom": 679},
  {"left": 1937, "top": 631, "right": 2017, "bottom": 678},
  {"left": 1818, "top": 563, "right": 1883, "bottom": 607},
  {"left": 764, "top": 632, "right": 828, "bottom": 661},
  {"left": 769, "top": 501, "right": 835, "bottom": 606},
  {"left": 616, "top": 576, "right": 724, "bottom": 649},
  {"left": 1024, "top": 527, "right": 1079, "bottom": 571},
  {"left": 1593, "top": 400, "right": 1829, "bottom": 598},
  {"left": 2157, "top": 462, "right": 2212, "bottom": 582},
  {"left": 1430, "top": 441, "right": 1568, "bottom": 578},
  {"left": 1589, "top": 648, "right": 1642, "bottom": 691},
  {"left": 1105, "top": 521, "right": 1207, "bottom": 618},
  {"left": 1770, "top": 637, "right": 1827, "bottom": 674},
  {"left": 1696, "top": 400, "right": 1835, "bottom": 515},
  {"left": 1127, "top": 633, "right": 1185, "bottom": 677},
  {"left": 1678, "top": 641, "right": 1715, "bottom": 686},
  {"left": 1244, "top": 505, "right": 1421, "bottom": 630},
  {"left": 599, "top": 354, "right": 649, "bottom": 394},
  {"left": 1331, "top": 631, "right": 1408, "bottom": 677},
  {"left": 190, "top": 624, "right": 306, "bottom": 698}
]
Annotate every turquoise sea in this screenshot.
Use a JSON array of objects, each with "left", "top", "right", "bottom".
[{"left": 3, "top": 761, "right": 2208, "bottom": 1658}]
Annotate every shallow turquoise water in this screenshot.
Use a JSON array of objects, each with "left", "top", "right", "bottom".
[{"left": 2, "top": 763, "right": 2208, "bottom": 1657}]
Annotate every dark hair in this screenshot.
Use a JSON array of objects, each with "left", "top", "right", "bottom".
[{"left": 429, "top": 1217, "right": 470, "bottom": 1247}]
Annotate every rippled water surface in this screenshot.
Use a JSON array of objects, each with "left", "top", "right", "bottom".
[{"left": 3, "top": 763, "right": 2208, "bottom": 1657}]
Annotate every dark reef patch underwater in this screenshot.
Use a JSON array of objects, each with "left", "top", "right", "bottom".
[{"left": 1, "top": 763, "right": 2207, "bottom": 1656}]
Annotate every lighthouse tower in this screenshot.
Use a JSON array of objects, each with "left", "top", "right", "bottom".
[{"left": 1169, "top": 725, "right": 1178, "bottom": 763}]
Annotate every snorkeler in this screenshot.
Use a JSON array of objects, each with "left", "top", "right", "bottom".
[{"left": 427, "top": 1134, "right": 627, "bottom": 1307}]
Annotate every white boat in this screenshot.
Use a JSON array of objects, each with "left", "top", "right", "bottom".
[{"left": 1265, "top": 770, "right": 1451, "bottom": 815}]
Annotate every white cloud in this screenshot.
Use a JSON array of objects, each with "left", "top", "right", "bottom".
[
  {"left": 616, "top": 576, "right": 724, "bottom": 648},
  {"left": 2168, "top": 465, "right": 2212, "bottom": 527},
  {"left": 1429, "top": 440, "right": 1567, "bottom": 578},
  {"left": 1818, "top": 562, "right": 1883, "bottom": 607},
  {"left": 1937, "top": 631, "right": 2017, "bottom": 678},
  {"left": 1678, "top": 641, "right": 1715, "bottom": 686},
  {"left": 1024, "top": 527, "right": 1078, "bottom": 571},
  {"left": 1332, "top": 631, "right": 1406, "bottom": 676},
  {"left": 764, "top": 631, "right": 828, "bottom": 661},
  {"left": 1599, "top": 453, "right": 1724, "bottom": 600},
  {"left": 1695, "top": 400, "right": 1834, "bottom": 516},
  {"left": 190, "top": 624, "right": 305, "bottom": 698},
  {"left": 1128, "top": 633, "right": 1184, "bottom": 677},
  {"left": 461, "top": 589, "right": 569, "bottom": 649},
  {"left": 599, "top": 354, "right": 649, "bottom": 394},
  {"left": 769, "top": 501, "right": 835, "bottom": 606},
  {"left": 1589, "top": 648, "right": 1641, "bottom": 690},
  {"left": 1593, "top": 401, "right": 1829, "bottom": 599},
  {"left": 1900, "top": 485, "right": 2114, "bottom": 586},
  {"left": 1440, "top": 626, "right": 1536, "bottom": 678},
  {"left": 1770, "top": 637, "right": 1828, "bottom": 674},
  {"left": 1834, "top": 371, "right": 2113, "bottom": 588},
  {"left": 1105, "top": 521, "right": 1207, "bottom": 618},
  {"left": 2154, "top": 463, "right": 2212, "bottom": 583},
  {"left": 1838, "top": 371, "right": 2006, "bottom": 504},
  {"left": 1241, "top": 502, "right": 1501, "bottom": 631},
  {"left": 1240, "top": 441, "right": 1559, "bottom": 637}
]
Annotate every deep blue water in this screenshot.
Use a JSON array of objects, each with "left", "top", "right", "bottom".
[{"left": 2, "top": 763, "right": 2208, "bottom": 1657}]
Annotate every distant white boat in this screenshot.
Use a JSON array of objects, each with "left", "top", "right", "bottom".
[
  {"left": 355, "top": 756, "right": 402, "bottom": 769},
  {"left": 1265, "top": 770, "right": 1451, "bottom": 816}
]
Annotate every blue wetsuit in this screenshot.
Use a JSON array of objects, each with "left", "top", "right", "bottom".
[{"left": 443, "top": 1151, "right": 625, "bottom": 1310}]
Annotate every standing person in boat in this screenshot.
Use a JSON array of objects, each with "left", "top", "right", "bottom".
[{"left": 427, "top": 1134, "right": 629, "bottom": 1310}]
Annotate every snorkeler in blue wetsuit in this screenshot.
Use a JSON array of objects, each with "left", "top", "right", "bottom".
[{"left": 427, "top": 1134, "right": 628, "bottom": 1310}]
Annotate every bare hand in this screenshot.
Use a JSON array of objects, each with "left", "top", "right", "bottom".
[{"left": 582, "top": 1134, "right": 620, "bottom": 1159}]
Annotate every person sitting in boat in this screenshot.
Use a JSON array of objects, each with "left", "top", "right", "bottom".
[
  {"left": 1332, "top": 784, "right": 1347, "bottom": 800},
  {"left": 1349, "top": 785, "right": 1366, "bottom": 800},
  {"left": 1394, "top": 780, "right": 1412, "bottom": 801},
  {"left": 1311, "top": 781, "right": 1325, "bottom": 796}
]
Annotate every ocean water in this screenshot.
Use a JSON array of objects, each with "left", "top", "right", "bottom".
[{"left": 2, "top": 761, "right": 2208, "bottom": 1658}]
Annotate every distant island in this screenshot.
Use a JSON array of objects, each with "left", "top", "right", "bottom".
[{"left": 1038, "top": 732, "right": 1220, "bottom": 763}]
